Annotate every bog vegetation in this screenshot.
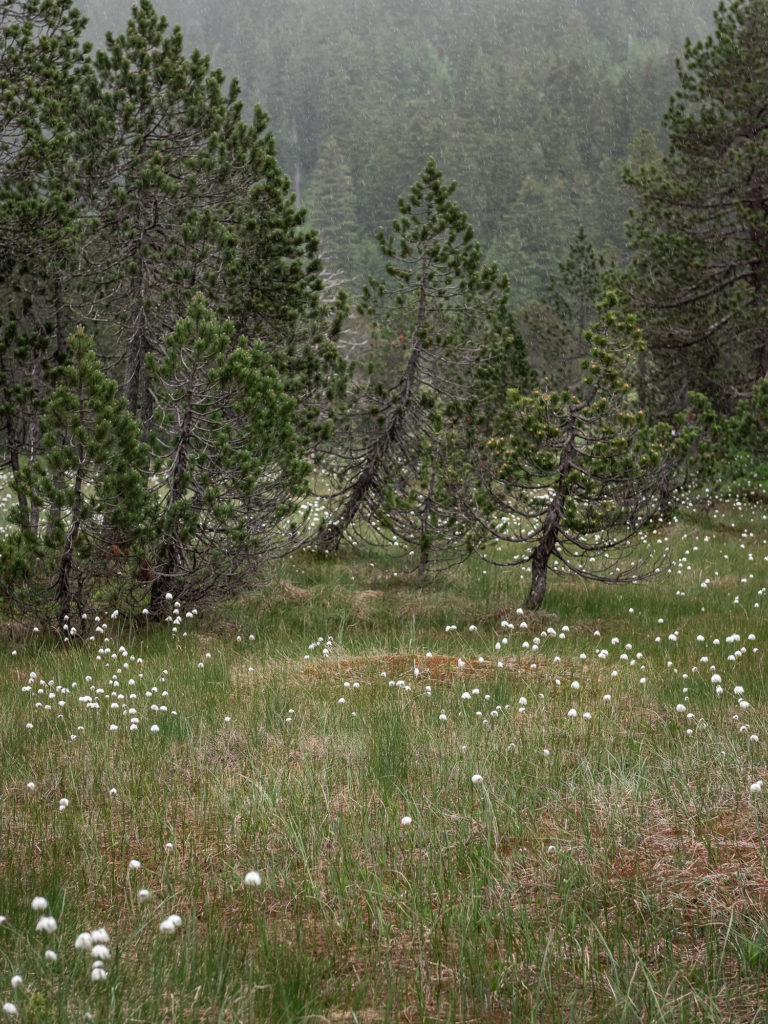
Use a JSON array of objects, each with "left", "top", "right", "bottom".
[
  {"left": 1, "top": 0, "right": 768, "bottom": 1018},
  {"left": 1, "top": 486, "right": 768, "bottom": 1022}
]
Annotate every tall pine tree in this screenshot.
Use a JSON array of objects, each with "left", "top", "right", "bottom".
[
  {"left": 0, "top": 0, "right": 91, "bottom": 530},
  {"left": 470, "top": 297, "right": 689, "bottom": 609},
  {"left": 624, "top": 0, "right": 768, "bottom": 415},
  {"left": 317, "top": 158, "right": 511, "bottom": 577},
  {"left": 146, "top": 295, "right": 308, "bottom": 616}
]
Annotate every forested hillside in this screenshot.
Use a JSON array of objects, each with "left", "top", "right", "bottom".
[
  {"left": 79, "top": 0, "right": 715, "bottom": 306},
  {"left": 2, "top": 0, "right": 767, "bottom": 625}
]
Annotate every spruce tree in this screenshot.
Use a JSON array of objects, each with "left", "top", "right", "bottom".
[
  {"left": 521, "top": 226, "right": 607, "bottom": 386},
  {"left": 308, "top": 135, "right": 360, "bottom": 290},
  {"left": 623, "top": 0, "right": 768, "bottom": 414}
]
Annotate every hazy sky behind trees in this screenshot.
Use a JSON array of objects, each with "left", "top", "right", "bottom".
[{"left": 76, "top": 0, "right": 718, "bottom": 306}]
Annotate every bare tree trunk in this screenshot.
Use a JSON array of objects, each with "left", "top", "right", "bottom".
[
  {"left": 524, "top": 537, "right": 553, "bottom": 610},
  {"left": 55, "top": 459, "right": 84, "bottom": 628},
  {"left": 523, "top": 415, "right": 575, "bottom": 610},
  {"left": 318, "top": 261, "right": 430, "bottom": 550},
  {"left": 148, "top": 385, "right": 193, "bottom": 617}
]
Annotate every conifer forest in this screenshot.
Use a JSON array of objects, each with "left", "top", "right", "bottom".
[{"left": 0, "top": 0, "right": 767, "bottom": 619}]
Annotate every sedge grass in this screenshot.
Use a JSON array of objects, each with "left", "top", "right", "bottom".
[{"left": 0, "top": 502, "right": 767, "bottom": 1021}]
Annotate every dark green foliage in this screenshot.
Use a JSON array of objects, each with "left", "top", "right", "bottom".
[
  {"left": 0, "top": 0, "right": 91, "bottom": 525},
  {"left": 472, "top": 297, "right": 691, "bottom": 608},
  {"left": 317, "top": 158, "right": 512, "bottom": 578},
  {"left": 0, "top": 2, "right": 347, "bottom": 623},
  {"left": 0, "top": 327, "right": 152, "bottom": 627},
  {"left": 521, "top": 227, "right": 608, "bottom": 386},
  {"left": 77, "top": 0, "right": 337, "bottom": 438},
  {"left": 146, "top": 294, "right": 308, "bottom": 616},
  {"left": 82, "top": 0, "right": 714, "bottom": 307},
  {"left": 683, "top": 382, "right": 768, "bottom": 501},
  {"left": 624, "top": 0, "right": 768, "bottom": 415}
]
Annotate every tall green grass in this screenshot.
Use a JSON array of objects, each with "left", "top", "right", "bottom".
[{"left": 1, "top": 502, "right": 767, "bottom": 1021}]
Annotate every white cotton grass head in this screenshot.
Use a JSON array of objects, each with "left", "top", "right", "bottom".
[
  {"left": 244, "top": 871, "right": 262, "bottom": 887},
  {"left": 2, "top": 1003, "right": 18, "bottom": 1017},
  {"left": 137, "top": 889, "right": 151, "bottom": 902},
  {"left": 90, "top": 944, "right": 110, "bottom": 960},
  {"left": 90, "top": 928, "right": 109, "bottom": 945},
  {"left": 36, "top": 915, "right": 57, "bottom": 933},
  {"left": 159, "top": 914, "right": 182, "bottom": 934},
  {"left": 750, "top": 780, "right": 764, "bottom": 794},
  {"left": 31, "top": 896, "right": 48, "bottom": 912},
  {"left": 400, "top": 815, "right": 412, "bottom": 826},
  {"left": 128, "top": 859, "right": 141, "bottom": 870},
  {"left": 44, "top": 950, "right": 57, "bottom": 962},
  {"left": 9, "top": 978, "right": 22, "bottom": 990},
  {"left": 471, "top": 773, "right": 483, "bottom": 784},
  {"left": 75, "top": 932, "right": 94, "bottom": 951},
  {"left": 90, "top": 966, "right": 108, "bottom": 982}
]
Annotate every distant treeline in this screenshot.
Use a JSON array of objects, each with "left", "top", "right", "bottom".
[{"left": 79, "top": 0, "right": 715, "bottom": 306}]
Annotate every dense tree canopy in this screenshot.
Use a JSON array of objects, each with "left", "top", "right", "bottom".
[
  {"left": 624, "top": 0, "right": 768, "bottom": 415},
  {"left": 0, "top": 0, "right": 91, "bottom": 524},
  {"left": 0, "top": 0, "right": 764, "bottom": 621}
]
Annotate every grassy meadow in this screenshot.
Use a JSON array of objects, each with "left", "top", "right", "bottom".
[{"left": 2, "top": 496, "right": 768, "bottom": 1022}]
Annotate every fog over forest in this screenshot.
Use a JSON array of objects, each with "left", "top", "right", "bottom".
[{"left": 78, "top": 0, "right": 716, "bottom": 310}]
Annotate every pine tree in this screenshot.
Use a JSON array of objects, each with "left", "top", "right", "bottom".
[
  {"left": 471, "top": 296, "right": 689, "bottom": 609},
  {"left": 75, "top": 0, "right": 342, "bottom": 441},
  {"left": 317, "top": 158, "right": 510, "bottom": 576},
  {"left": 0, "top": 0, "right": 91, "bottom": 530},
  {"left": 0, "top": 327, "right": 151, "bottom": 627},
  {"left": 145, "top": 295, "right": 308, "bottom": 616},
  {"left": 75, "top": 0, "right": 244, "bottom": 432},
  {"left": 623, "top": 0, "right": 768, "bottom": 415}
]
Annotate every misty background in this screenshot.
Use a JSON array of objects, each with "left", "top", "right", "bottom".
[{"left": 77, "top": 0, "right": 715, "bottom": 312}]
